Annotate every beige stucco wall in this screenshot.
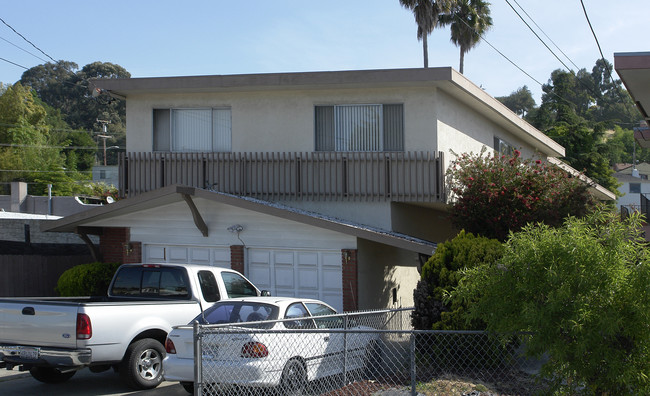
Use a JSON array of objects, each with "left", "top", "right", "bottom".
[
  {"left": 125, "top": 86, "right": 440, "bottom": 153},
  {"left": 357, "top": 238, "right": 420, "bottom": 310},
  {"left": 435, "top": 89, "right": 541, "bottom": 171}
]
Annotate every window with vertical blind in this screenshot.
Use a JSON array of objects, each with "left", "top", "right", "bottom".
[
  {"left": 315, "top": 104, "right": 404, "bottom": 152},
  {"left": 153, "top": 108, "right": 231, "bottom": 152}
]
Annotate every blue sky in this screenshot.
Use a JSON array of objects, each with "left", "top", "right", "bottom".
[{"left": 0, "top": 0, "right": 647, "bottom": 104}]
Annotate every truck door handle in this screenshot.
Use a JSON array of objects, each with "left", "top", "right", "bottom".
[{"left": 22, "top": 307, "right": 35, "bottom": 315}]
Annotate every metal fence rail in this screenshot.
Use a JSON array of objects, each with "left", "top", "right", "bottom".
[
  {"left": 188, "top": 308, "right": 541, "bottom": 396},
  {"left": 119, "top": 151, "right": 445, "bottom": 203}
]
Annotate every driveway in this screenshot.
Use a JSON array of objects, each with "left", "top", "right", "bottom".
[{"left": 0, "top": 367, "right": 187, "bottom": 395}]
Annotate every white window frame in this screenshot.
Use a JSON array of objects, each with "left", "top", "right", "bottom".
[{"left": 153, "top": 107, "right": 232, "bottom": 152}]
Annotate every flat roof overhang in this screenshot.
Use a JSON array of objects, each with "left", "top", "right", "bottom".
[{"left": 90, "top": 67, "right": 564, "bottom": 158}]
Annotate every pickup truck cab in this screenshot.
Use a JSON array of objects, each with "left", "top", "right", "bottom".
[{"left": 0, "top": 263, "right": 268, "bottom": 390}]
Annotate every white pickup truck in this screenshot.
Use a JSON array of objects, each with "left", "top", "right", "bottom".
[{"left": 0, "top": 263, "right": 268, "bottom": 390}]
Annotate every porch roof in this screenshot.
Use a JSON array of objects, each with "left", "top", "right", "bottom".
[{"left": 42, "top": 184, "right": 438, "bottom": 255}]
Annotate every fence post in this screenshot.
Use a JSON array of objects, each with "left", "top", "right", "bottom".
[
  {"left": 343, "top": 314, "right": 349, "bottom": 388},
  {"left": 193, "top": 321, "right": 202, "bottom": 396},
  {"left": 410, "top": 333, "right": 417, "bottom": 396}
]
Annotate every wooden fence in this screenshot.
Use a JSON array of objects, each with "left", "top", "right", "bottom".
[{"left": 0, "top": 253, "right": 92, "bottom": 297}]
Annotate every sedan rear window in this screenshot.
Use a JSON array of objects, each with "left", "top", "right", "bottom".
[{"left": 199, "top": 302, "right": 278, "bottom": 329}]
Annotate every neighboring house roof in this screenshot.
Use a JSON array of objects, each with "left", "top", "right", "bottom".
[
  {"left": 89, "top": 67, "right": 565, "bottom": 158},
  {"left": 42, "top": 184, "right": 437, "bottom": 255},
  {"left": 615, "top": 52, "right": 650, "bottom": 126},
  {"left": 547, "top": 158, "right": 616, "bottom": 201}
]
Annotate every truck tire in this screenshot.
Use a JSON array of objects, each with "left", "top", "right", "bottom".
[
  {"left": 29, "top": 367, "right": 76, "bottom": 383},
  {"left": 119, "top": 338, "right": 165, "bottom": 390}
]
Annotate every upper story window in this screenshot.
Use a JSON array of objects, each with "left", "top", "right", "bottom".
[
  {"left": 494, "top": 136, "right": 515, "bottom": 156},
  {"left": 315, "top": 104, "right": 404, "bottom": 152},
  {"left": 153, "top": 108, "right": 231, "bottom": 152},
  {"left": 630, "top": 183, "right": 641, "bottom": 194}
]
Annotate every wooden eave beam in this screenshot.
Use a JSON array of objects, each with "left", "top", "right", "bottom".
[{"left": 182, "top": 193, "right": 209, "bottom": 237}]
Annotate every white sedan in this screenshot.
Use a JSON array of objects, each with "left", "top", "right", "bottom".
[{"left": 163, "top": 297, "right": 379, "bottom": 394}]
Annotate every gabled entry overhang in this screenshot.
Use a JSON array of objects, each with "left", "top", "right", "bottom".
[{"left": 42, "top": 185, "right": 437, "bottom": 255}]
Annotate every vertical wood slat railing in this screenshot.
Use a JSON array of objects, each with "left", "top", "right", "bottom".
[{"left": 118, "top": 151, "right": 445, "bottom": 202}]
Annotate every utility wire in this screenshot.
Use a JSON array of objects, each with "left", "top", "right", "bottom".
[
  {"left": 509, "top": 0, "right": 580, "bottom": 71},
  {"left": 0, "top": 35, "right": 49, "bottom": 63},
  {"left": 0, "top": 143, "right": 121, "bottom": 150},
  {"left": 504, "top": 0, "right": 574, "bottom": 74},
  {"left": 0, "top": 16, "right": 55, "bottom": 62},
  {"left": 0, "top": 56, "right": 27, "bottom": 70}
]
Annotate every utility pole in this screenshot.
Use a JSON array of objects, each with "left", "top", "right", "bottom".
[{"left": 96, "top": 119, "right": 111, "bottom": 166}]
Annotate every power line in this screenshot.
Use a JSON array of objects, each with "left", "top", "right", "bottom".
[
  {"left": 0, "top": 35, "right": 49, "bottom": 63},
  {"left": 0, "top": 56, "right": 27, "bottom": 70},
  {"left": 0, "top": 169, "right": 93, "bottom": 174},
  {"left": 0, "top": 143, "right": 121, "bottom": 150},
  {"left": 0, "top": 16, "right": 55, "bottom": 62},
  {"left": 504, "top": 0, "right": 574, "bottom": 74},
  {"left": 509, "top": 0, "right": 580, "bottom": 71}
]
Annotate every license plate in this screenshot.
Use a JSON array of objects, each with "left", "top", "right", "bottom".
[{"left": 19, "top": 347, "right": 40, "bottom": 360}]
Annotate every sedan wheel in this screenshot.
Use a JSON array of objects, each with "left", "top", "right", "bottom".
[{"left": 280, "top": 359, "right": 306, "bottom": 396}]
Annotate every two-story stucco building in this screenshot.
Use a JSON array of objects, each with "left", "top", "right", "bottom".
[{"left": 43, "top": 67, "right": 614, "bottom": 311}]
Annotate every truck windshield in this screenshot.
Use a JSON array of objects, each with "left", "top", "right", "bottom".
[{"left": 111, "top": 266, "right": 191, "bottom": 299}]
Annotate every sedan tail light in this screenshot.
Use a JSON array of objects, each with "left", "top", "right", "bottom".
[
  {"left": 165, "top": 338, "right": 177, "bottom": 354},
  {"left": 76, "top": 313, "right": 92, "bottom": 340},
  {"left": 241, "top": 342, "right": 268, "bottom": 358}
]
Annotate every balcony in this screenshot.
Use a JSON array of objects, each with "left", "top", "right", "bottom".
[{"left": 118, "top": 151, "right": 445, "bottom": 203}]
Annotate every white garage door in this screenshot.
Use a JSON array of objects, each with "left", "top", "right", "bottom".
[
  {"left": 144, "top": 244, "right": 231, "bottom": 268},
  {"left": 247, "top": 248, "right": 343, "bottom": 312}
]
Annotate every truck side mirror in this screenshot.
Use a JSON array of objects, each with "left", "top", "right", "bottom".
[{"left": 260, "top": 290, "right": 271, "bottom": 296}]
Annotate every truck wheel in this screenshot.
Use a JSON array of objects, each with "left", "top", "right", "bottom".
[
  {"left": 29, "top": 367, "right": 76, "bottom": 383},
  {"left": 120, "top": 338, "right": 165, "bottom": 390},
  {"left": 180, "top": 381, "right": 194, "bottom": 393}
]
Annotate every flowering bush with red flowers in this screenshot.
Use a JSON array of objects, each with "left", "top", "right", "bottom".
[{"left": 447, "top": 148, "right": 596, "bottom": 241}]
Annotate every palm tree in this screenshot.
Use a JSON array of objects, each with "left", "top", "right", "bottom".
[
  {"left": 439, "top": 0, "right": 492, "bottom": 74},
  {"left": 400, "top": 0, "right": 456, "bottom": 68}
]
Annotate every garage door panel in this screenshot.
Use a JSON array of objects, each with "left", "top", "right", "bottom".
[
  {"left": 147, "top": 246, "right": 166, "bottom": 262},
  {"left": 297, "top": 252, "right": 318, "bottom": 266},
  {"left": 190, "top": 248, "right": 211, "bottom": 264},
  {"left": 322, "top": 266, "right": 343, "bottom": 292},
  {"left": 144, "top": 244, "right": 230, "bottom": 268},
  {"left": 248, "top": 248, "right": 343, "bottom": 311},
  {"left": 298, "top": 267, "right": 318, "bottom": 289},
  {"left": 274, "top": 264, "right": 295, "bottom": 288}
]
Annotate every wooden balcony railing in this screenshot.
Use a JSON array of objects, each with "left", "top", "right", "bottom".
[{"left": 118, "top": 151, "right": 445, "bottom": 202}]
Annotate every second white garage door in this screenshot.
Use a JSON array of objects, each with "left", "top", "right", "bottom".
[{"left": 247, "top": 248, "right": 343, "bottom": 312}]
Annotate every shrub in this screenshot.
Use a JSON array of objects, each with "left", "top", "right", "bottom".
[
  {"left": 56, "top": 262, "right": 121, "bottom": 296},
  {"left": 412, "top": 230, "right": 504, "bottom": 331},
  {"left": 455, "top": 207, "right": 650, "bottom": 394},
  {"left": 447, "top": 148, "right": 596, "bottom": 241}
]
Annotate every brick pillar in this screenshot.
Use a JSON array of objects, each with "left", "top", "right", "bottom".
[
  {"left": 342, "top": 249, "right": 358, "bottom": 312},
  {"left": 100, "top": 227, "right": 142, "bottom": 264},
  {"left": 230, "top": 245, "right": 245, "bottom": 274}
]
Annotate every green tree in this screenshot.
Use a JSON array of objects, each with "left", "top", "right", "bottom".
[
  {"left": 454, "top": 208, "right": 650, "bottom": 394},
  {"left": 447, "top": 148, "right": 596, "bottom": 241},
  {"left": 412, "top": 230, "right": 503, "bottom": 330},
  {"left": 496, "top": 85, "right": 536, "bottom": 117},
  {"left": 438, "top": 0, "right": 492, "bottom": 74},
  {"left": 400, "top": 0, "right": 456, "bottom": 68},
  {"left": 0, "top": 83, "right": 90, "bottom": 195},
  {"left": 20, "top": 61, "right": 129, "bottom": 164}
]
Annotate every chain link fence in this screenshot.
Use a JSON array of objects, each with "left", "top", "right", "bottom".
[{"left": 189, "top": 308, "right": 541, "bottom": 395}]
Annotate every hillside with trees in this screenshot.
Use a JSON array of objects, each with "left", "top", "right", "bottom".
[{"left": 0, "top": 61, "right": 128, "bottom": 196}]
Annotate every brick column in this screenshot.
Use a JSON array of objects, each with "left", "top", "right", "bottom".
[
  {"left": 342, "top": 249, "right": 358, "bottom": 312},
  {"left": 230, "top": 245, "right": 245, "bottom": 274},
  {"left": 100, "top": 227, "right": 142, "bottom": 264}
]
